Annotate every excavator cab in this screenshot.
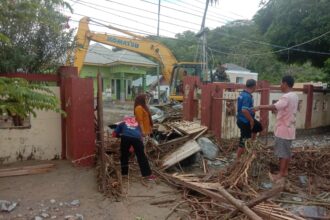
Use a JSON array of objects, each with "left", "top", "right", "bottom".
[{"left": 169, "top": 62, "right": 202, "bottom": 101}]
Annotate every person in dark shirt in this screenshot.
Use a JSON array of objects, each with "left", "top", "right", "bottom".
[
  {"left": 236, "top": 79, "right": 262, "bottom": 159},
  {"left": 176, "top": 80, "right": 184, "bottom": 95},
  {"left": 112, "top": 116, "right": 156, "bottom": 180}
]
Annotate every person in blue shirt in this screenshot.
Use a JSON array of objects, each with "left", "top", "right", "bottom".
[
  {"left": 236, "top": 79, "right": 262, "bottom": 159},
  {"left": 112, "top": 116, "right": 156, "bottom": 180}
]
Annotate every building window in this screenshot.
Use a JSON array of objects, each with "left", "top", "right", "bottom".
[{"left": 236, "top": 77, "right": 244, "bottom": 84}]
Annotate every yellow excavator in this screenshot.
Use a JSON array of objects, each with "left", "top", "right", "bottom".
[{"left": 67, "top": 17, "right": 202, "bottom": 101}]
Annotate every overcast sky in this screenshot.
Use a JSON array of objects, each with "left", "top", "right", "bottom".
[{"left": 64, "top": 0, "right": 262, "bottom": 38}]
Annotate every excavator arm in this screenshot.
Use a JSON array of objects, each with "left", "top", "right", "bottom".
[{"left": 68, "top": 17, "right": 178, "bottom": 83}]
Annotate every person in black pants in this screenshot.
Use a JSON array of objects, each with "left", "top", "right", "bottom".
[
  {"left": 112, "top": 116, "right": 156, "bottom": 180},
  {"left": 236, "top": 79, "right": 263, "bottom": 159}
]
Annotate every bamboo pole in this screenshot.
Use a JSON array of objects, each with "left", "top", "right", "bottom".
[{"left": 216, "top": 186, "right": 262, "bottom": 220}]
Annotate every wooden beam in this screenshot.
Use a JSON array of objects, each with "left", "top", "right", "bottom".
[
  {"left": 157, "top": 135, "right": 191, "bottom": 148},
  {"left": 0, "top": 164, "right": 55, "bottom": 178},
  {"left": 216, "top": 186, "right": 262, "bottom": 220},
  {"left": 228, "top": 182, "right": 284, "bottom": 219},
  {"left": 162, "top": 140, "right": 201, "bottom": 169}
]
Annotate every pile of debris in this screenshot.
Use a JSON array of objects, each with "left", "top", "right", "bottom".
[
  {"left": 149, "top": 120, "right": 209, "bottom": 169},
  {"left": 99, "top": 120, "right": 330, "bottom": 219},
  {"left": 151, "top": 103, "right": 183, "bottom": 123},
  {"left": 151, "top": 139, "right": 330, "bottom": 219}
]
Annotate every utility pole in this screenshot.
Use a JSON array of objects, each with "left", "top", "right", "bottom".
[
  {"left": 201, "top": 0, "right": 209, "bottom": 81},
  {"left": 157, "top": 0, "right": 161, "bottom": 37},
  {"left": 156, "top": 0, "right": 161, "bottom": 103}
]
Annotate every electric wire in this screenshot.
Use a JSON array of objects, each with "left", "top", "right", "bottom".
[
  {"left": 210, "top": 31, "right": 330, "bottom": 55},
  {"left": 71, "top": 16, "right": 330, "bottom": 59},
  {"left": 68, "top": 0, "right": 159, "bottom": 31},
  {"left": 208, "top": 30, "right": 330, "bottom": 57},
  {"left": 69, "top": 0, "right": 201, "bottom": 33},
  {"left": 69, "top": 17, "right": 157, "bottom": 36},
  {"left": 248, "top": 30, "right": 330, "bottom": 56},
  {"left": 162, "top": 0, "right": 230, "bottom": 23},
  {"left": 140, "top": 0, "right": 226, "bottom": 23},
  {"left": 103, "top": 0, "right": 203, "bottom": 27}
]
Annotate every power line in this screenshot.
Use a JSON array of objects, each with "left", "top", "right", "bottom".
[
  {"left": 69, "top": 0, "right": 159, "bottom": 31},
  {"left": 166, "top": 0, "right": 245, "bottom": 22},
  {"left": 249, "top": 30, "right": 330, "bottom": 56},
  {"left": 70, "top": 0, "right": 200, "bottom": 33},
  {"left": 140, "top": 0, "right": 225, "bottom": 23},
  {"left": 103, "top": 0, "right": 202, "bottom": 27},
  {"left": 69, "top": 17, "right": 157, "bottom": 36},
  {"left": 210, "top": 31, "right": 330, "bottom": 55},
  {"left": 69, "top": 19, "right": 181, "bottom": 60},
  {"left": 75, "top": 45, "right": 176, "bottom": 63},
  {"left": 209, "top": 30, "right": 330, "bottom": 57},
  {"left": 162, "top": 0, "right": 230, "bottom": 23},
  {"left": 71, "top": 14, "right": 330, "bottom": 57}
]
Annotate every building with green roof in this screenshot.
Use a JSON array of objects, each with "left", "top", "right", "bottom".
[{"left": 80, "top": 43, "right": 157, "bottom": 101}]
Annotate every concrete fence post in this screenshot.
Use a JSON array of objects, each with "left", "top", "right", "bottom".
[{"left": 304, "top": 84, "right": 314, "bottom": 129}]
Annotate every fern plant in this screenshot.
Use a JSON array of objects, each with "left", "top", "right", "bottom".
[{"left": 0, "top": 77, "right": 64, "bottom": 118}]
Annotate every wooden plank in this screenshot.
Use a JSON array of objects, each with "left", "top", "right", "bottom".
[
  {"left": 158, "top": 172, "right": 230, "bottom": 207},
  {"left": 228, "top": 182, "right": 284, "bottom": 219},
  {"left": 169, "top": 121, "right": 207, "bottom": 135},
  {"left": 162, "top": 140, "right": 201, "bottom": 169},
  {"left": 159, "top": 172, "right": 301, "bottom": 220},
  {"left": 0, "top": 164, "right": 55, "bottom": 172},
  {"left": 0, "top": 167, "right": 55, "bottom": 178},
  {"left": 157, "top": 135, "right": 191, "bottom": 149},
  {"left": 216, "top": 186, "right": 262, "bottom": 220}
]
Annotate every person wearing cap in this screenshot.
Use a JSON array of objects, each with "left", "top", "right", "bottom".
[
  {"left": 236, "top": 79, "right": 262, "bottom": 159},
  {"left": 112, "top": 116, "right": 156, "bottom": 180}
]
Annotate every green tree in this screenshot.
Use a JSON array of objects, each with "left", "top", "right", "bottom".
[
  {"left": 0, "top": 77, "right": 64, "bottom": 119},
  {"left": 0, "top": 0, "right": 72, "bottom": 119},
  {"left": 151, "top": 31, "right": 199, "bottom": 62},
  {"left": 323, "top": 58, "right": 330, "bottom": 84},
  {"left": 254, "top": 0, "right": 330, "bottom": 67},
  {"left": 0, "top": 0, "right": 74, "bottom": 73}
]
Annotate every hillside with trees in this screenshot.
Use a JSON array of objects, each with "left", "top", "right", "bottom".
[{"left": 154, "top": 0, "right": 330, "bottom": 84}]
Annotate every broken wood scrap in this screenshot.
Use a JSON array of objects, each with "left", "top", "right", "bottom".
[
  {"left": 160, "top": 172, "right": 230, "bottom": 205},
  {"left": 169, "top": 121, "right": 207, "bottom": 135},
  {"left": 165, "top": 201, "right": 187, "bottom": 220},
  {"left": 228, "top": 181, "right": 285, "bottom": 219},
  {"left": 254, "top": 206, "right": 306, "bottom": 220},
  {"left": 160, "top": 172, "right": 305, "bottom": 220},
  {"left": 193, "top": 127, "right": 208, "bottom": 140},
  {"left": 173, "top": 174, "right": 220, "bottom": 190},
  {"left": 0, "top": 163, "right": 55, "bottom": 178},
  {"left": 215, "top": 186, "right": 263, "bottom": 220},
  {"left": 272, "top": 199, "right": 330, "bottom": 207},
  {"left": 157, "top": 135, "right": 191, "bottom": 149},
  {"left": 161, "top": 140, "right": 201, "bottom": 169},
  {"left": 167, "top": 124, "right": 184, "bottom": 136},
  {"left": 164, "top": 172, "right": 261, "bottom": 220},
  {"left": 150, "top": 198, "right": 176, "bottom": 205}
]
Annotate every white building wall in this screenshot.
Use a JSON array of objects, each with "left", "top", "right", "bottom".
[
  {"left": 0, "top": 87, "right": 62, "bottom": 164},
  {"left": 226, "top": 70, "right": 258, "bottom": 84},
  {"left": 219, "top": 90, "right": 330, "bottom": 139}
]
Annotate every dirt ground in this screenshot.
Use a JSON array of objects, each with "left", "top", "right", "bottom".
[
  {"left": 103, "top": 101, "right": 134, "bottom": 126},
  {"left": 0, "top": 160, "right": 181, "bottom": 220}
]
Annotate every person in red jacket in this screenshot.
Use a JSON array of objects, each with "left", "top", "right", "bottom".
[{"left": 112, "top": 116, "right": 156, "bottom": 180}]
